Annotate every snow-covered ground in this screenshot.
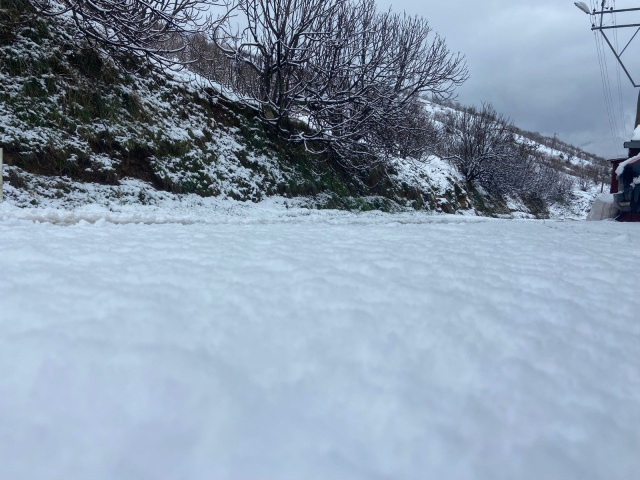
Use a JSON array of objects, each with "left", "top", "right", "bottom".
[{"left": 0, "top": 201, "right": 638, "bottom": 480}]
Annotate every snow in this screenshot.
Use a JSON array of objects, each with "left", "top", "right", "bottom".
[
  {"left": 0, "top": 202, "right": 638, "bottom": 480},
  {"left": 615, "top": 153, "right": 640, "bottom": 177},
  {"left": 585, "top": 193, "right": 617, "bottom": 221},
  {"left": 632, "top": 125, "right": 640, "bottom": 141},
  {"left": 391, "top": 155, "right": 462, "bottom": 195}
]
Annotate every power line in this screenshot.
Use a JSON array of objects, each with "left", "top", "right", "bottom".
[
  {"left": 612, "top": 1, "right": 629, "bottom": 138},
  {"left": 600, "top": 29, "right": 625, "bottom": 145},
  {"left": 602, "top": 6, "right": 626, "bottom": 145},
  {"left": 577, "top": 0, "right": 640, "bottom": 151},
  {"left": 592, "top": 2, "right": 619, "bottom": 148},
  {"left": 598, "top": 2, "right": 627, "bottom": 146},
  {"left": 593, "top": 30, "right": 622, "bottom": 150}
]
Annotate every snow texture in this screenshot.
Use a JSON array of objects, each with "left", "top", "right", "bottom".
[
  {"left": 0, "top": 202, "right": 638, "bottom": 480},
  {"left": 632, "top": 125, "right": 640, "bottom": 141}
]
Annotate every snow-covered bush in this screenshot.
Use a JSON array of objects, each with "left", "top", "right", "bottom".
[
  {"left": 27, "top": 0, "right": 219, "bottom": 71},
  {"left": 437, "top": 103, "right": 574, "bottom": 206}
]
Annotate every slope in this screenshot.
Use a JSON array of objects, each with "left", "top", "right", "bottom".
[{"left": 0, "top": 2, "right": 604, "bottom": 218}]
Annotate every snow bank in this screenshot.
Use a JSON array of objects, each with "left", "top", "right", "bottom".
[
  {"left": 0, "top": 196, "right": 484, "bottom": 226},
  {"left": 586, "top": 193, "right": 618, "bottom": 221},
  {"left": 0, "top": 206, "right": 638, "bottom": 480}
]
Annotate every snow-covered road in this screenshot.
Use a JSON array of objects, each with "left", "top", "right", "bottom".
[{"left": 0, "top": 203, "right": 638, "bottom": 480}]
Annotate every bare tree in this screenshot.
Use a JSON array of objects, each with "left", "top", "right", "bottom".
[
  {"left": 301, "top": 5, "right": 467, "bottom": 165},
  {"left": 212, "top": 0, "right": 345, "bottom": 123},
  {"left": 210, "top": 0, "right": 467, "bottom": 168},
  {"left": 438, "top": 103, "right": 574, "bottom": 204},
  {"left": 438, "top": 103, "right": 516, "bottom": 186},
  {"left": 29, "top": 0, "right": 220, "bottom": 70}
]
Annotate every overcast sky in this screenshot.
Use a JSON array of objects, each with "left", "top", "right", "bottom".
[{"left": 376, "top": 0, "right": 640, "bottom": 158}]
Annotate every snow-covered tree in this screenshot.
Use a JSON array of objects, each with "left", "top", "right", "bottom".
[
  {"left": 438, "top": 103, "right": 516, "bottom": 186},
  {"left": 29, "top": 0, "right": 219, "bottom": 69},
  {"left": 438, "top": 103, "right": 573, "bottom": 204},
  {"left": 212, "top": 0, "right": 345, "bottom": 124},
  {"left": 299, "top": 2, "right": 467, "bottom": 166},
  {"left": 211, "top": 0, "right": 467, "bottom": 169}
]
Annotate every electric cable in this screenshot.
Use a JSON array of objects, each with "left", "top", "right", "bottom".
[
  {"left": 612, "top": 0, "right": 629, "bottom": 139},
  {"left": 594, "top": 29, "right": 623, "bottom": 151},
  {"left": 597, "top": 4, "right": 626, "bottom": 146},
  {"left": 600, "top": 11, "right": 624, "bottom": 145},
  {"left": 594, "top": 32, "right": 617, "bottom": 145}
]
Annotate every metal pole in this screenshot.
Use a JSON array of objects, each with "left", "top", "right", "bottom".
[
  {"left": 619, "top": 27, "right": 640, "bottom": 56},
  {"left": 594, "top": 23, "right": 640, "bottom": 30},
  {"left": 598, "top": 31, "right": 640, "bottom": 87},
  {"left": 592, "top": 7, "right": 640, "bottom": 15}
]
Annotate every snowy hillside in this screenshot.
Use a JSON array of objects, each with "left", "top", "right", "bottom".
[
  {"left": 0, "top": 10, "right": 291, "bottom": 200},
  {"left": 0, "top": 4, "right": 606, "bottom": 218},
  {"left": 0, "top": 6, "right": 461, "bottom": 214},
  {"left": 1, "top": 202, "right": 639, "bottom": 480}
]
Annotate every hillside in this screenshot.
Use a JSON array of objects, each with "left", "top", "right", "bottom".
[{"left": 0, "top": 3, "right": 606, "bottom": 218}]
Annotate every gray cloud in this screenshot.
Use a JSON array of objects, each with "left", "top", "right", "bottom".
[{"left": 379, "top": 0, "right": 640, "bottom": 157}]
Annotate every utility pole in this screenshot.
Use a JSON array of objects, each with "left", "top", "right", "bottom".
[
  {"left": 576, "top": 1, "right": 640, "bottom": 140},
  {"left": 589, "top": 1, "right": 640, "bottom": 88}
]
